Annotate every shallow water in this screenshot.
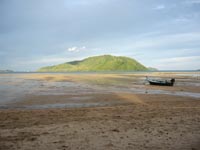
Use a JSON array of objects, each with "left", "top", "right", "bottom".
[
  {"left": 0, "top": 73, "right": 199, "bottom": 109},
  {"left": 0, "top": 75, "right": 97, "bottom": 104},
  {"left": 0, "top": 102, "right": 112, "bottom": 110}
]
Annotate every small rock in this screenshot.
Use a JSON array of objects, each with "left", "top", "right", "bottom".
[{"left": 111, "top": 129, "right": 120, "bottom": 132}]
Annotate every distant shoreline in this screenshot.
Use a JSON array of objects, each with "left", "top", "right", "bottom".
[{"left": 0, "top": 70, "right": 199, "bottom": 74}]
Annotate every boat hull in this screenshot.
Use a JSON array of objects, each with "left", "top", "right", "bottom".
[
  {"left": 146, "top": 77, "right": 175, "bottom": 86},
  {"left": 148, "top": 81, "right": 174, "bottom": 86}
]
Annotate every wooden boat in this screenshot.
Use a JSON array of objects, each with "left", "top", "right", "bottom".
[{"left": 146, "top": 77, "right": 175, "bottom": 86}]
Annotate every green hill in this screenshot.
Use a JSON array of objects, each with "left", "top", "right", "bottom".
[{"left": 37, "top": 55, "right": 148, "bottom": 72}]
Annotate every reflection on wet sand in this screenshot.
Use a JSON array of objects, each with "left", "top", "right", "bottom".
[
  {"left": 0, "top": 72, "right": 200, "bottom": 150},
  {"left": 0, "top": 72, "right": 200, "bottom": 109}
]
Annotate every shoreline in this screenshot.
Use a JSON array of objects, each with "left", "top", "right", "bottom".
[
  {"left": 0, "top": 72, "right": 199, "bottom": 109},
  {"left": 0, "top": 73, "right": 200, "bottom": 149}
]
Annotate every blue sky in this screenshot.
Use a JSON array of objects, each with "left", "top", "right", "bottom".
[{"left": 0, "top": 0, "right": 200, "bottom": 71}]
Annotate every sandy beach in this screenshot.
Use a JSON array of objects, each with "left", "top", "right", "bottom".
[{"left": 0, "top": 72, "right": 200, "bottom": 150}]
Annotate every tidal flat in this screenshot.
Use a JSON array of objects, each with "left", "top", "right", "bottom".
[{"left": 0, "top": 72, "right": 200, "bottom": 150}]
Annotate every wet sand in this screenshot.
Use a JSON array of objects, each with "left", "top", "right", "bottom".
[{"left": 0, "top": 72, "right": 200, "bottom": 150}]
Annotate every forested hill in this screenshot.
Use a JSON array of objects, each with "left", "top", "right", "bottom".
[{"left": 38, "top": 55, "right": 148, "bottom": 72}]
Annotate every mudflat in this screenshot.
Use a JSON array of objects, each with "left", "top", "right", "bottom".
[{"left": 0, "top": 72, "right": 200, "bottom": 150}]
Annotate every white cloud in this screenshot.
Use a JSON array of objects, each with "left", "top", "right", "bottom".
[
  {"left": 68, "top": 47, "right": 77, "bottom": 52},
  {"left": 158, "top": 56, "right": 200, "bottom": 63},
  {"left": 17, "top": 57, "right": 68, "bottom": 65},
  {"left": 69, "top": 0, "right": 108, "bottom": 6},
  {"left": 35, "top": 57, "right": 67, "bottom": 64},
  {"left": 154, "top": 56, "right": 200, "bottom": 70},
  {"left": 153, "top": 4, "right": 165, "bottom": 10},
  {"left": 184, "top": 0, "right": 200, "bottom": 4},
  {"left": 67, "top": 46, "right": 86, "bottom": 52},
  {"left": 174, "top": 17, "right": 190, "bottom": 22},
  {"left": 127, "top": 32, "right": 200, "bottom": 50}
]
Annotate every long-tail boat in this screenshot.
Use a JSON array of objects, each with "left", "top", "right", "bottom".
[{"left": 146, "top": 77, "right": 175, "bottom": 86}]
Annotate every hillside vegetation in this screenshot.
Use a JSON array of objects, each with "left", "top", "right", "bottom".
[{"left": 38, "top": 55, "right": 148, "bottom": 72}]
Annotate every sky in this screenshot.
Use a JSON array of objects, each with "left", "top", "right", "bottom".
[{"left": 0, "top": 0, "right": 200, "bottom": 71}]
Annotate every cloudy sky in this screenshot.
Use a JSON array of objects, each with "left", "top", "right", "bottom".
[{"left": 0, "top": 0, "right": 200, "bottom": 71}]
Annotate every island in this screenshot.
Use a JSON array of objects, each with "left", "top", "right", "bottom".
[{"left": 38, "top": 55, "right": 148, "bottom": 72}]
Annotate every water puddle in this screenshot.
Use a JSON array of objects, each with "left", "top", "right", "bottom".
[
  {"left": 0, "top": 74, "right": 200, "bottom": 109},
  {"left": 141, "top": 89, "right": 200, "bottom": 98},
  {"left": 103, "top": 86, "right": 200, "bottom": 99},
  {"left": 0, "top": 102, "right": 111, "bottom": 110}
]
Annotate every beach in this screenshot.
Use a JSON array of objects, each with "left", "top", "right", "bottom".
[{"left": 0, "top": 72, "right": 200, "bottom": 150}]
